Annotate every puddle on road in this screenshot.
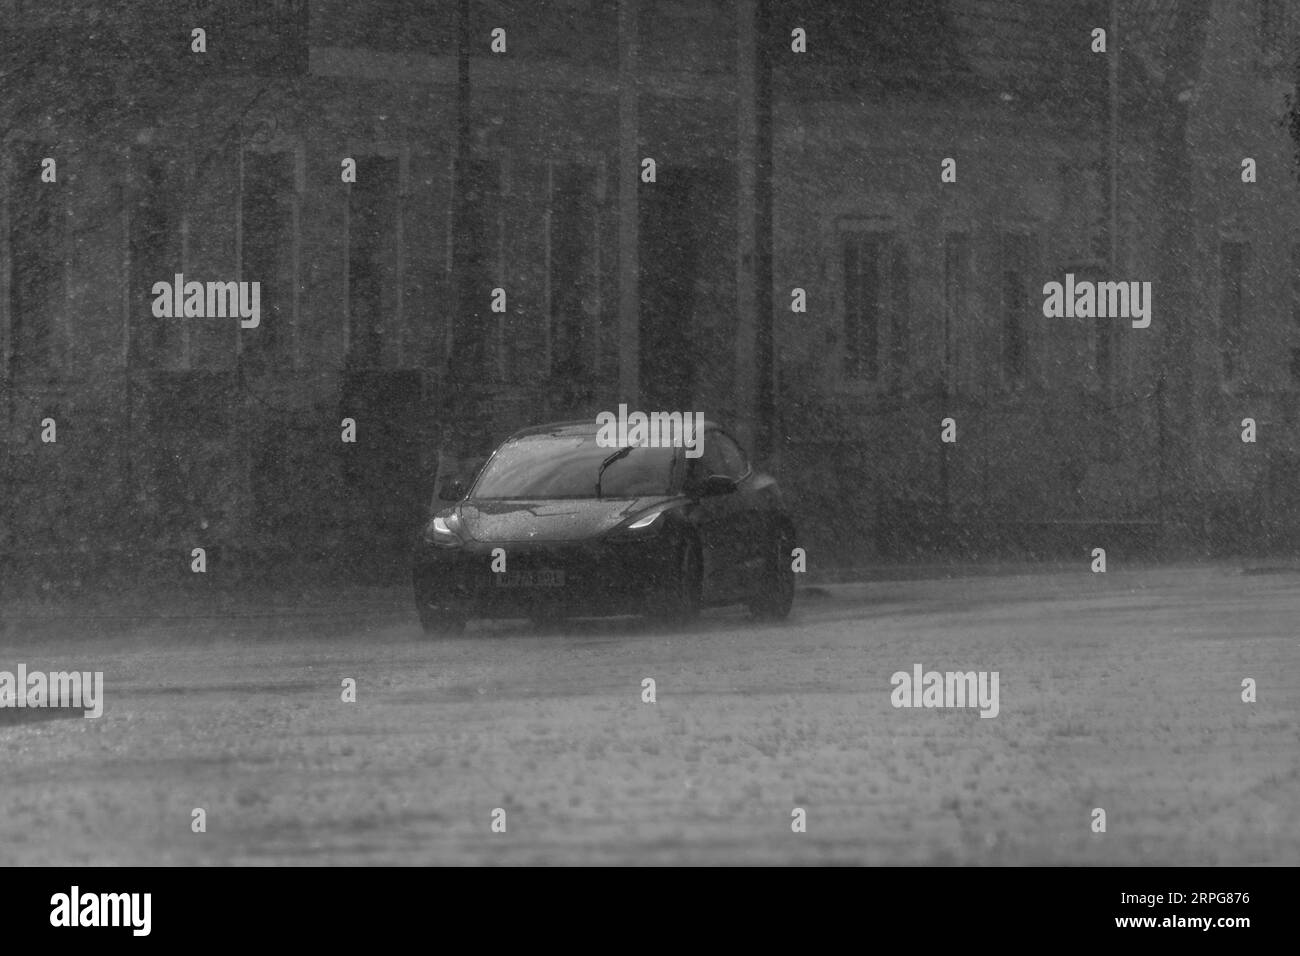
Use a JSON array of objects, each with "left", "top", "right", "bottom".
[
  {"left": 114, "top": 681, "right": 323, "bottom": 697},
  {"left": 0, "top": 707, "right": 85, "bottom": 727}
]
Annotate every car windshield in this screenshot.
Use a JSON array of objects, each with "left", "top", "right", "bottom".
[{"left": 469, "top": 431, "right": 679, "bottom": 499}]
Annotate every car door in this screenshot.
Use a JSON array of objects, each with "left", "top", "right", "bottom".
[
  {"left": 685, "top": 427, "right": 751, "bottom": 600},
  {"left": 708, "top": 429, "right": 766, "bottom": 582}
]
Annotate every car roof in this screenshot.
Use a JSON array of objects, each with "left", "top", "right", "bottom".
[{"left": 509, "top": 417, "right": 722, "bottom": 440}]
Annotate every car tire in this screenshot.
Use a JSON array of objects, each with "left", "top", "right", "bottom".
[
  {"left": 417, "top": 599, "right": 466, "bottom": 637},
  {"left": 650, "top": 536, "right": 702, "bottom": 627},
  {"left": 749, "top": 526, "right": 795, "bottom": 621}
]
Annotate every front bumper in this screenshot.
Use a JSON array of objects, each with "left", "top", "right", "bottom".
[{"left": 412, "top": 534, "right": 677, "bottom": 619}]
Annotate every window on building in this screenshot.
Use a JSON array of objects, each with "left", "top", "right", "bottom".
[
  {"left": 549, "top": 162, "right": 597, "bottom": 383},
  {"left": 8, "top": 145, "right": 62, "bottom": 374},
  {"left": 1000, "top": 231, "right": 1031, "bottom": 387},
  {"left": 843, "top": 231, "right": 909, "bottom": 384},
  {"left": 1066, "top": 264, "right": 1115, "bottom": 390},
  {"left": 888, "top": 241, "right": 910, "bottom": 379},
  {"left": 449, "top": 155, "right": 501, "bottom": 377},
  {"left": 346, "top": 154, "right": 399, "bottom": 368},
  {"left": 1058, "top": 161, "right": 1108, "bottom": 263},
  {"left": 1220, "top": 239, "right": 1249, "bottom": 379},
  {"left": 241, "top": 150, "right": 296, "bottom": 367},
  {"left": 129, "top": 151, "right": 183, "bottom": 369},
  {"left": 638, "top": 162, "right": 721, "bottom": 410},
  {"left": 1096, "top": 311, "right": 1114, "bottom": 388},
  {"left": 942, "top": 232, "right": 969, "bottom": 393},
  {"left": 844, "top": 234, "right": 880, "bottom": 381}
]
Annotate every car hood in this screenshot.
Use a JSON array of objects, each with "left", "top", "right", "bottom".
[{"left": 453, "top": 496, "right": 676, "bottom": 542}]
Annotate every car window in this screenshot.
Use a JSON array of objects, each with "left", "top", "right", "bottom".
[{"left": 469, "top": 432, "right": 678, "bottom": 499}]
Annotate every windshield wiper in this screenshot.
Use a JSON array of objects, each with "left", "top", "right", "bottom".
[{"left": 594, "top": 446, "right": 633, "bottom": 499}]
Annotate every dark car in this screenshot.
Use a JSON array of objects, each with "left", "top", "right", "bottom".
[{"left": 411, "top": 419, "right": 796, "bottom": 634}]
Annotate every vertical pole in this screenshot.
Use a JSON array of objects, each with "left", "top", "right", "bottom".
[
  {"left": 2, "top": 163, "right": 13, "bottom": 574},
  {"left": 443, "top": 0, "right": 483, "bottom": 464},
  {"left": 1109, "top": 0, "right": 1119, "bottom": 280},
  {"left": 120, "top": 182, "right": 132, "bottom": 501},
  {"left": 754, "top": 0, "right": 774, "bottom": 459},
  {"left": 940, "top": 239, "right": 952, "bottom": 523},
  {"left": 735, "top": 0, "right": 758, "bottom": 453},
  {"left": 342, "top": 182, "right": 351, "bottom": 359},
  {"left": 618, "top": 0, "right": 640, "bottom": 407},
  {"left": 293, "top": 150, "right": 304, "bottom": 370},
  {"left": 452, "top": 0, "right": 475, "bottom": 372}
]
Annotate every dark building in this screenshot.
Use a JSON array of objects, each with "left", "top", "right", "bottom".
[{"left": 1, "top": 0, "right": 1297, "bottom": 587}]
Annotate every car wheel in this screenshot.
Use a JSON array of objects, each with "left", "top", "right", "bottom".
[
  {"left": 750, "top": 527, "right": 795, "bottom": 621},
  {"left": 417, "top": 599, "right": 466, "bottom": 637},
  {"left": 650, "top": 536, "right": 702, "bottom": 626}
]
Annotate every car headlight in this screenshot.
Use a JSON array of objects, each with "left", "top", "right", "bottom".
[
  {"left": 424, "top": 513, "right": 465, "bottom": 548},
  {"left": 610, "top": 508, "right": 669, "bottom": 538},
  {"left": 627, "top": 510, "right": 663, "bottom": 530}
]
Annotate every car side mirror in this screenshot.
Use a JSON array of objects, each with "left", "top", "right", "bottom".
[
  {"left": 697, "top": 474, "right": 737, "bottom": 497},
  {"left": 438, "top": 479, "right": 466, "bottom": 501}
]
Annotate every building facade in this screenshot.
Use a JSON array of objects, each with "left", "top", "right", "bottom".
[{"left": 2, "top": 0, "right": 1298, "bottom": 587}]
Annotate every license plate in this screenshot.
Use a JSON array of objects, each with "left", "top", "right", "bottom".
[{"left": 494, "top": 569, "right": 566, "bottom": 588}]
